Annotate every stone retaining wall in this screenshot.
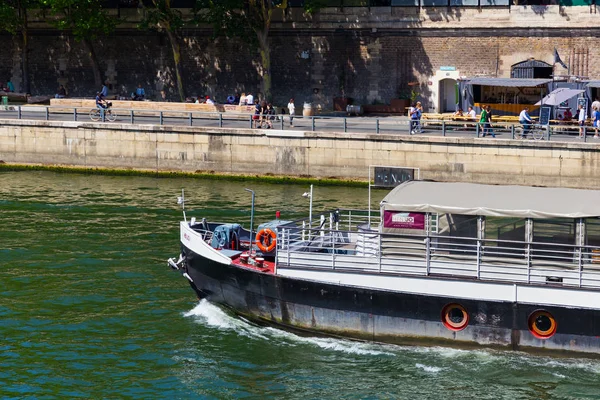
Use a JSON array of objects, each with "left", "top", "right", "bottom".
[{"left": 1, "top": 120, "right": 598, "bottom": 189}]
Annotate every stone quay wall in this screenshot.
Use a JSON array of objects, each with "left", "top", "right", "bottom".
[{"left": 1, "top": 120, "right": 599, "bottom": 189}]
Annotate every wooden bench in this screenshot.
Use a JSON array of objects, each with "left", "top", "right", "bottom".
[{"left": 49, "top": 98, "right": 255, "bottom": 118}]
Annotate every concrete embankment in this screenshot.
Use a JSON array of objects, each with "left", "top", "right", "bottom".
[{"left": 1, "top": 119, "right": 599, "bottom": 189}]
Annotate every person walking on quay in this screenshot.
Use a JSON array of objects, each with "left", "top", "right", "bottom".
[
  {"left": 409, "top": 101, "right": 422, "bottom": 134},
  {"left": 252, "top": 99, "right": 261, "bottom": 128},
  {"left": 592, "top": 97, "right": 600, "bottom": 113},
  {"left": 578, "top": 103, "right": 587, "bottom": 138},
  {"left": 101, "top": 81, "right": 109, "bottom": 98},
  {"left": 485, "top": 105, "right": 496, "bottom": 138},
  {"left": 260, "top": 100, "right": 269, "bottom": 128},
  {"left": 479, "top": 105, "right": 488, "bottom": 137},
  {"left": 287, "top": 98, "right": 295, "bottom": 126},
  {"left": 593, "top": 106, "right": 600, "bottom": 138},
  {"left": 266, "top": 102, "right": 276, "bottom": 129}
]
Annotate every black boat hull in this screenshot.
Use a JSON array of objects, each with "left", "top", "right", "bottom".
[{"left": 181, "top": 244, "right": 600, "bottom": 355}]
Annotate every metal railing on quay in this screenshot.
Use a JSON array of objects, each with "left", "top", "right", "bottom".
[
  {"left": 2, "top": 105, "right": 597, "bottom": 141},
  {"left": 275, "top": 224, "right": 600, "bottom": 289}
]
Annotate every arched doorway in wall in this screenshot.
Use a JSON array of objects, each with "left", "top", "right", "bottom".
[
  {"left": 511, "top": 59, "right": 553, "bottom": 79},
  {"left": 439, "top": 78, "right": 458, "bottom": 112}
]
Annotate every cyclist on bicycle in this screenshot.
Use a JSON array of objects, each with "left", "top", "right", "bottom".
[
  {"left": 519, "top": 106, "right": 534, "bottom": 138},
  {"left": 95, "top": 92, "right": 108, "bottom": 120}
]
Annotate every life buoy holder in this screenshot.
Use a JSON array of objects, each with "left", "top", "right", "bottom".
[
  {"left": 256, "top": 228, "right": 277, "bottom": 253},
  {"left": 441, "top": 303, "right": 469, "bottom": 332},
  {"left": 528, "top": 310, "right": 557, "bottom": 339}
]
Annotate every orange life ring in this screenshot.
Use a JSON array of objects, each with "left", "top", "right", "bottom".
[
  {"left": 441, "top": 303, "right": 469, "bottom": 332},
  {"left": 256, "top": 228, "right": 277, "bottom": 253},
  {"left": 528, "top": 310, "right": 557, "bottom": 339}
]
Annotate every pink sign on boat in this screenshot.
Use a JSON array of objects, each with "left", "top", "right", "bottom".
[{"left": 383, "top": 211, "right": 425, "bottom": 229}]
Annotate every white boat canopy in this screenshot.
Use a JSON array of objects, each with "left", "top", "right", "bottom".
[{"left": 380, "top": 181, "right": 600, "bottom": 219}]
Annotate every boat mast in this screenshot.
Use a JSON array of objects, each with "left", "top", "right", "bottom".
[
  {"left": 178, "top": 189, "right": 186, "bottom": 222},
  {"left": 245, "top": 188, "right": 255, "bottom": 252},
  {"left": 303, "top": 185, "right": 313, "bottom": 228}
]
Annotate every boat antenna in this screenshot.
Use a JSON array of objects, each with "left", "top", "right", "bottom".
[
  {"left": 368, "top": 168, "right": 372, "bottom": 227},
  {"left": 302, "top": 184, "right": 313, "bottom": 228},
  {"left": 244, "top": 188, "right": 255, "bottom": 252},
  {"left": 177, "top": 189, "right": 186, "bottom": 222}
]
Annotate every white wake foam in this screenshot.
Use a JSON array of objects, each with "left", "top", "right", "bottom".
[
  {"left": 415, "top": 363, "right": 443, "bottom": 373},
  {"left": 183, "top": 300, "right": 395, "bottom": 356}
]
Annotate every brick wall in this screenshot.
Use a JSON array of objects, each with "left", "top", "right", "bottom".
[{"left": 4, "top": 24, "right": 600, "bottom": 109}]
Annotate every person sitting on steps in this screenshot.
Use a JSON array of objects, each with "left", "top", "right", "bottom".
[{"left": 55, "top": 85, "right": 67, "bottom": 99}]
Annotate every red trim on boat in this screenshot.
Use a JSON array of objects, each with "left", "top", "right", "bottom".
[{"left": 231, "top": 252, "right": 276, "bottom": 274}]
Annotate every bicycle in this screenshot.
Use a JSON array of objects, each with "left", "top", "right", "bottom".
[
  {"left": 89, "top": 102, "right": 117, "bottom": 122},
  {"left": 515, "top": 123, "right": 545, "bottom": 140}
]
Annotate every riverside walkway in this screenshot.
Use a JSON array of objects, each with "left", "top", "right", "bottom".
[{"left": 0, "top": 105, "right": 597, "bottom": 143}]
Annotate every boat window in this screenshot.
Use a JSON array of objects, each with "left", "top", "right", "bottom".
[
  {"left": 436, "top": 214, "right": 478, "bottom": 238},
  {"left": 531, "top": 218, "right": 576, "bottom": 263},
  {"left": 483, "top": 217, "right": 527, "bottom": 259},
  {"left": 486, "top": 217, "right": 526, "bottom": 244},
  {"left": 532, "top": 218, "right": 575, "bottom": 245},
  {"left": 586, "top": 219, "right": 600, "bottom": 247}
]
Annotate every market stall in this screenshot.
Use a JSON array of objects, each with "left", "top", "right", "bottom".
[{"left": 459, "top": 77, "right": 553, "bottom": 116}]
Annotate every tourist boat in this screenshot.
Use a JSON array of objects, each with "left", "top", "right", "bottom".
[{"left": 168, "top": 181, "right": 600, "bottom": 355}]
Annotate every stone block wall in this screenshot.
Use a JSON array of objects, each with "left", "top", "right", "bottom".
[{"left": 1, "top": 120, "right": 600, "bottom": 190}]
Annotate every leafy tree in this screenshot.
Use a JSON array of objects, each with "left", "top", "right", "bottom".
[
  {"left": 0, "top": 0, "right": 40, "bottom": 93},
  {"left": 139, "top": 0, "right": 188, "bottom": 102},
  {"left": 199, "top": 0, "right": 291, "bottom": 102},
  {"left": 39, "top": 0, "right": 119, "bottom": 88}
]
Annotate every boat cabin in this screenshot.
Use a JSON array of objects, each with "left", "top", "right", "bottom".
[{"left": 275, "top": 181, "right": 600, "bottom": 288}]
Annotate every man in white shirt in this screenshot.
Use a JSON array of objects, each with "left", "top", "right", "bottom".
[
  {"left": 466, "top": 106, "right": 476, "bottom": 120},
  {"left": 245, "top": 93, "right": 254, "bottom": 106},
  {"left": 287, "top": 98, "right": 295, "bottom": 126},
  {"left": 519, "top": 106, "right": 534, "bottom": 138},
  {"left": 205, "top": 95, "right": 214, "bottom": 105},
  {"left": 577, "top": 104, "right": 587, "bottom": 137}
]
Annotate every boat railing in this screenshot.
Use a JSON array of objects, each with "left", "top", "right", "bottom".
[
  {"left": 283, "top": 209, "right": 380, "bottom": 235},
  {"left": 275, "top": 225, "right": 600, "bottom": 290}
]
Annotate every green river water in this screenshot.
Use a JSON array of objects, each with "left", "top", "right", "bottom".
[{"left": 2, "top": 170, "right": 600, "bottom": 399}]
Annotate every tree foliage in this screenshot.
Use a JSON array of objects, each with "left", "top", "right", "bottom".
[
  {"left": 197, "top": 0, "right": 290, "bottom": 101},
  {"left": 0, "top": 0, "right": 43, "bottom": 33},
  {"left": 139, "top": 0, "right": 190, "bottom": 101},
  {"left": 0, "top": 0, "right": 42, "bottom": 93},
  {"left": 39, "top": 0, "right": 119, "bottom": 87},
  {"left": 39, "top": 0, "right": 118, "bottom": 41}
]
